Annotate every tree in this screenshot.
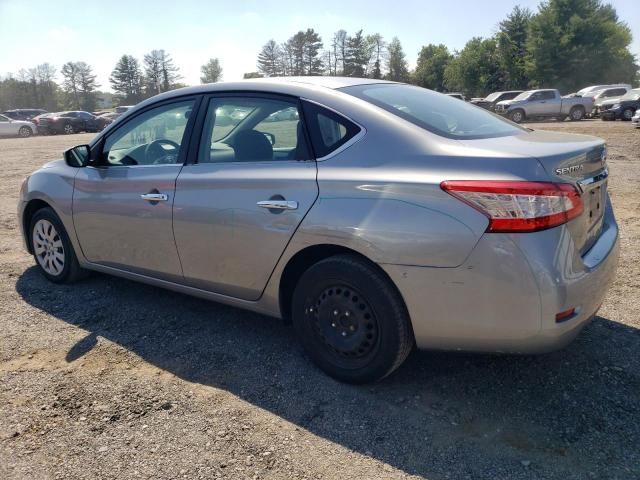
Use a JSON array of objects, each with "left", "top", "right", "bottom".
[
  {"left": 385, "top": 37, "right": 409, "bottom": 82},
  {"left": 200, "top": 58, "right": 223, "bottom": 83},
  {"left": 329, "top": 30, "right": 348, "bottom": 75},
  {"left": 444, "top": 37, "right": 503, "bottom": 96},
  {"left": 60, "top": 62, "right": 81, "bottom": 109},
  {"left": 526, "top": 0, "right": 638, "bottom": 92},
  {"left": 144, "top": 49, "right": 181, "bottom": 94},
  {"left": 77, "top": 62, "right": 99, "bottom": 111},
  {"left": 343, "top": 30, "right": 369, "bottom": 77},
  {"left": 110, "top": 55, "right": 144, "bottom": 104},
  {"left": 257, "top": 40, "right": 282, "bottom": 77},
  {"left": 497, "top": 6, "right": 532, "bottom": 90},
  {"left": 366, "top": 33, "right": 385, "bottom": 79},
  {"left": 412, "top": 44, "right": 452, "bottom": 91},
  {"left": 283, "top": 29, "right": 324, "bottom": 76}
]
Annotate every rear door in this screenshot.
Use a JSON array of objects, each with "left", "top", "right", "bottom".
[{"left": 173, "top": 94, "right": 318, "bottom": 300}]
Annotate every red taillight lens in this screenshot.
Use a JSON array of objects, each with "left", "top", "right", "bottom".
[{"left": 440, "top": 180, "right": 583, "bottom": 233}]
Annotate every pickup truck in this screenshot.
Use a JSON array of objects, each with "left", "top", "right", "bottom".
[{"left": 494, "top": 89, "right": 594, "bottom": 123}]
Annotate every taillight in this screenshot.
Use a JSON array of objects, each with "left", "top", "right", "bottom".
[{"left": 440, "top": 180, "right": 583, "bottom": 233}]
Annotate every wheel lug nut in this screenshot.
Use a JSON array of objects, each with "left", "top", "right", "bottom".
[
  {"left": 331, "top": 322, "right": 336, "bottom": 328},
  {"left": 341, "top": 331, "right": 347, "bottom": 337},
  {"left": 345, "top": 311, "right": 350, "bottom": 317},
  {"left": 333, "top": 309, "right": 339, "bottom": 316},
  {"left": 349, "top": 325, "right": 355, "bottom": 331}
]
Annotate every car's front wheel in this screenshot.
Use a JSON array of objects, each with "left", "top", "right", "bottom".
[
  {"left": 292, "top": 255, "right": 414, "bottom": 384},
  {"left": 508, "top": 109, "right": 525, "bottom": 123},
  {"left": 30, "top": 208, "right": 86, "bottom": 283},
  {"left": 622, "top": 108, "right": 635, "bottom": 121},
  {"left": 62, "top": 123, "right": 75, "bottom": 134}
]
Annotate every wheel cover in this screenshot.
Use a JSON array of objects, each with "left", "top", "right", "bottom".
[
  {"left": 33, "top": 219, "right": 65, "bottom": 276},
  {"left": 19, "top": 127, "right": 30, "bottom": 137},
  {"left": 64, "top": 124, "right": 73, "bottom": 134},
  {"left": 305, "top": 284, "right": 379, "bottom": 359},
  {"left": 512, "top": 111, "right": 522, "bottom": 122},
  {"left": 572, "top": 109, "right": 583, "bottom": 120},
  {"left": 623, "top": 109, "right": 633, "bottom": 120}
]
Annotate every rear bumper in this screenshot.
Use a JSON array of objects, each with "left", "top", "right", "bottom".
[{"left": 382, "top": 201, "right": 619, "bottom": 353}]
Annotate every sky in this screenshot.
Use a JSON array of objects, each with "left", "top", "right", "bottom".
[{"left": 1, "top": 0, "right": 639, "bottom": 92}]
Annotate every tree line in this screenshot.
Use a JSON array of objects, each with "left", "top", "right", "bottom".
[
  {"left": 0, "top": 0, "right": 637, "bottom": 112},
  {"left": 250, "top": 1, "right": 637, "bottom": 96}
]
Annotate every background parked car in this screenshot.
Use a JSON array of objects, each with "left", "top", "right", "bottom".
[
  {"left": 471, "top": 91, "right": 523, "bottom": 111},
  {"left": 574, "top": 84, "right": 631, "bottom": 97},
  {"left": 591, "top": 86, "right": 631, "bottom": 116},
  {"left": 600, "top": 88, "right": 640, "bottom": 121},
  {"left": 0, "top": 113, "right": 36, "bottom": 137},
  {"left": 2, "top": 108, "right": 47, "bottom": 121},
  {"left": 33, "top": 111, "right": 108, "bottom": 134},
  {"left": 495, "top": 89, "right": 594, "bottom": 123}
]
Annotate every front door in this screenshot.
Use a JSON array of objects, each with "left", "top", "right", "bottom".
[
  {"left": 73, "top": 98, "right": 197, "bottom": 281},
  {"left": 173, "top": 95, "right": 318, "bottom": 300}
]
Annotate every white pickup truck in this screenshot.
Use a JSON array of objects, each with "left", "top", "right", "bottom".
[{"left": 494, "top": 89, "right": 594, "bottom": 123}]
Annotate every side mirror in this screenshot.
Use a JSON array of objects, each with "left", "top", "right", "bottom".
[{"left": 64, "top": 144, "right": 91, "bottom": 168}]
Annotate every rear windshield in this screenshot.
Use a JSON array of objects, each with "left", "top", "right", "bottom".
[{"left": 342, "top": 84, "right": 525, "bottom": 140}]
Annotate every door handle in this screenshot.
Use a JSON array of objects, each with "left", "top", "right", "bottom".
[
  {"left": 256, "top": 200, "right": 298, "bottom": 210},
  {"left": 141, "top": 193, "right": 168, "bottom": 202}
]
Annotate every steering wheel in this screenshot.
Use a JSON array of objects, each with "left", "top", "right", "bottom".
[{"left": 144, "top": 139, "right": 180, "bottom": 164}]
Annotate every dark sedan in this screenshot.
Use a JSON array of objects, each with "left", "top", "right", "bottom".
[
  {"left": 471, "top": 91, "right": 523, "bottom": 111},
  {"left": 33, "top": 111, "right": 108, "bottom": 134},
  {"left": 600, "top": 89, "right": 640, "bottom": 121}
]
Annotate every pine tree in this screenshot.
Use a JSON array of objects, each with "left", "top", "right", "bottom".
[
  {"left": 200, "top": 58, "right": 223, "bottom": 83},
  {"left": 385, "top": 37, "right": 409, "bottom": 82},
  {"left": 110, "top": 55, "right": 144, "bottom": 104},
  {"left": 257, "top": 40, "right": 282, "bottom": 77}
]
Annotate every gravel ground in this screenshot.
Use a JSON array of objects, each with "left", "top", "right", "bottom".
[{"left": 0, "top": 121, "right": 639, "bottom": 480}]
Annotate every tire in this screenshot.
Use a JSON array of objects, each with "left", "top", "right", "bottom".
[
  {"left": 622, "top": 108, "right": 635, "bottom": 121},
  {"left": 18, "top": 126, "right": 33, "bottom": 138},
  {"left": 508, "top": 109, "right": 525, "bottom": 123},
  {"left": 62, "top": 123, "right": 75, "bottom": 135},
  {"left": 291, "top": 254, "right": 414, "bottom": 384},
  {"left": 569, "top": 106, "right": 585, "bottom": 121},
  {"left": 30, "top": 208, "right": 86, "bottom": 284}
]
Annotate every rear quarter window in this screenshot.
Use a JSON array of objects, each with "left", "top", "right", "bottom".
[{"left": 302, "top": 101, "right": 361, "bottom": 158}]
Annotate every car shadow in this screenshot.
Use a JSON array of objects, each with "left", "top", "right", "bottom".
[{"left": 15, "top": 267, "right": 640, "bottom": 479}]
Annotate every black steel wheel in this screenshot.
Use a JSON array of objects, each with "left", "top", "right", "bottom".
[{"left": 292, "top": 254, "right": 414, "bottom": 384}]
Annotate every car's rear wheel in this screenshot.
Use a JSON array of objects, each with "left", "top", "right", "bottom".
[
  {"left": 569, "top": 106, "right": 585, "bottom": 121},
  {"left": 63, "top": 123, "right": 75, "bottom": 134},
  {"left": 30, "top": 208, "right": 86, "bottom": 283},
  {"left": 622, "top": 108, "right": 635, "bottom": 121},
  {"left": 292, "top": 255, "right": 414, "bottom": 384},
  {"left": 18, "top": 126, "right": 33, "bottom": 138},
  {"left": 508, "top": 109, "right": 525, "bottom": 123}
]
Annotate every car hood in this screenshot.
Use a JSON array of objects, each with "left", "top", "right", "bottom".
[{"left": 495, "top": 99, "right": 525, "bottom": 107}]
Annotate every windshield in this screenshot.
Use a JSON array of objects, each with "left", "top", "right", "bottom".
[
  {"left": 620, "top": 89, "right": 640, "bottom": 101},
  {"left": 512, "top": 91, "right": 532, "bottom": 101},
  {"left": 342, "top": 84, "right": 526, "bottom": 140},
  {"left": 484, "top": 92, "right": 502, "bottom": 102}
]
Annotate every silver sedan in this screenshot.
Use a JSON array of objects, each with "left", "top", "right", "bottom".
[
  {"left": 18, "top": 78, "right": 619, "bottom": 383},
  {"left": 0, "top": 114, "right": 35, "bottom": 137}
]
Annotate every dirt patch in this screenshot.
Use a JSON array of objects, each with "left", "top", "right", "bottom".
[{"left": 1, "top": 122, "right": 639, "bottom": 479}]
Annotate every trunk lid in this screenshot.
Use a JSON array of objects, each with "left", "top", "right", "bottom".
[{"left": 458, "top": 130, "right": 608, "bottom": 254}]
